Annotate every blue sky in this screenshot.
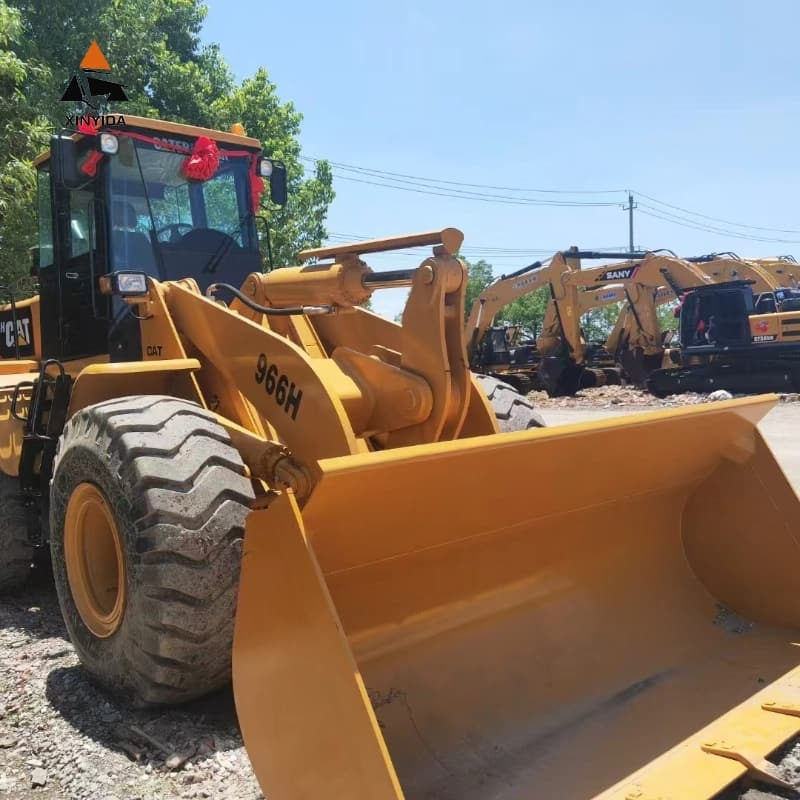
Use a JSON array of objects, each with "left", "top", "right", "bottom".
[{"left": 203, "top": 0, "right": 800, "bottom": 319}]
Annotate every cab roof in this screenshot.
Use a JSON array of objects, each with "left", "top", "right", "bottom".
[{"left": 34, "top": 115, "right": 262, "bottom": 167}]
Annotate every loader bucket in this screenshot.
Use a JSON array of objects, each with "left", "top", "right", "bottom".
[{"left": 234, "top": 396, "right": 800, "bottom": 800}]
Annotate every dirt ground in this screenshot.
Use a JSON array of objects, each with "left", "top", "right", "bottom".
[{"left": 2, "top": 390, "right": 800, "bottom": 799}]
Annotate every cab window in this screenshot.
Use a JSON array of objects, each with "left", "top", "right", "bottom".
[
  {"left": 68, "top": 188, "right": 96, "bottom": 259},
  {"left": 37, "top": 166, "right": 54, "bottom": 268}
]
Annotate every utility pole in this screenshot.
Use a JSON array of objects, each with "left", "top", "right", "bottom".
[{"left": 623, "top": 192, "right": 637, "bottom": 253}]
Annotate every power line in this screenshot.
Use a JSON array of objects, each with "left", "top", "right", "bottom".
[
  {"left": 304, "top": 155, "right": 800, "bottom": 235},
  {"left": 301, "top": 156, "right": 626, "bottom": 195},
  {"left": 637, "top": 205, "right": 800, "bottom": 244},
  {"left": 637, "top": 191, "right": 800, "bottom": 235},
  {"left": 328, "top": 174, "right": 619, "bottom": 207}
]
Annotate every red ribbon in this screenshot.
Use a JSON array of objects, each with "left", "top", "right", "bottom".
[
  {"left": 73, "top": 124, "right": 270, "bottom": 201},
  {"left": 250, "top": 156, "right": 265, "bottom": 212},
  {"left": 181, "top": 136, "right": 220, "bottom": 181},
  {"left": 80, "top": 150, "right": 105, "bottom": 177},
  {"left": 77, "top": 118, "right": 101, "bottom": 135}
]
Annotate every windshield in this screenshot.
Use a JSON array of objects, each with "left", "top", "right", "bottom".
[{"left": 107, "top": 135, "right": 260, "bottom": 290}]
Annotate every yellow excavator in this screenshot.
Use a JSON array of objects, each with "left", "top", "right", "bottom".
[
  {"left": 536, "top": 250, "right": 800, "bottom": 395},
  {"left": 532, "top": 249, "right": 718, "bottom": 394},
  {"left": 3, "top": 116, "right": 800, "bottom": 800},
  {"left": 467, "top": 250, "right": 798, "bottom": 397},
  {"left": 465, "top": 253, "right": 674, "bottom": 393}
]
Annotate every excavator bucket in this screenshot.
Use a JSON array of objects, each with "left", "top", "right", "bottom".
[{"left": 234, "top": 395, "right": 800, "bottom": 800}]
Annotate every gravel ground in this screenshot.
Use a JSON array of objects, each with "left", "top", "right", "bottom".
[
  {"left": 529, "top": 384, "right": 800, "bottom": 409},
  {"left": 5, "top": 570, "right": 800, "bottom": 800},
  {"left": 0, "top": 567, "right": 262, "bottom": 800}
]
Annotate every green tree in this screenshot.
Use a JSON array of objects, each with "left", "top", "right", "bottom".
[
  {"left": 463, "top": 258, "right": 494, "bottom": 314},
  {"left": 9, "top": 0, "right": 234, "bottom": 125},
  {"left": 497, "top": 288, "right": 550, "bottom": 340},
  {"left": 581, "top": 303, "right": 623, "bottom": 343},
  {"left": 5, "top": 0, "right": 333, "bottom": 276},
  {"left": 0, "top": 1, "right": 50, "bottom": 286},
  {"left": 657, "top": 299, "right": 680, "bottom": 333}
]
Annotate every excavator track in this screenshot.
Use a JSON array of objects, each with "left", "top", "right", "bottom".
[{"left": 648, "top": 360, "right": 800, "bottom": 397}]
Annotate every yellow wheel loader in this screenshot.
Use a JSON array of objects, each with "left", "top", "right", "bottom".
[{"left": 4, "top": 116, "right": 800, "bottom": 800}]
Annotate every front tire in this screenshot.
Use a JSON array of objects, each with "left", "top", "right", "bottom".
[
  {"left": 50, "top": 396, "right": 254, "bottom": 705},
  {"left": 475, "top": 374, "right": 546, "bottom": 431}
]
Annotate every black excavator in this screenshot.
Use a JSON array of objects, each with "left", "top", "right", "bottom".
[{"left": 647, "top": 279, "right": 800, "bottom": 396}]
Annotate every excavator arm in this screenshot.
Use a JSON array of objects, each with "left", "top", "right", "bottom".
[
  {"left": 754, "top": 256, "right": 800, "bottom": 287},
  {"left": 690, "top": 254, "right": 783, "bottom": 295},
  {"left": 464, "top": 251, "right": 580, "bottom": 364}
]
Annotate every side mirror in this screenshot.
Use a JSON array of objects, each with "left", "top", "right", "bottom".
[
  {"left": 50, "top": 133, "right": 83, "bottom": 189},
  {"left": 257, "top": 157, "right": 288, "bottom": 207},
  {"left": 269, "top": 161, "right": 288, "bottom": 206},
  {"left": 29, "top": 247, "right": 39, "bottom": 278}
]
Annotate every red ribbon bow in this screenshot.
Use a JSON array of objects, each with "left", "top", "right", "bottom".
[
  {"left": 182, "top": 136, "right": 220, "bottom": 181},
  {"left": 76, "top": 118, "right": 100, "bottom": 136}
]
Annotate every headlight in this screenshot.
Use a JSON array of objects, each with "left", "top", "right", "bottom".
[
  {"left": 258, "top": 158, "right": 274, "bottom": 178},
  {"left": 117, "top": 273, "right": 148, "bottom": 294},
  {"left": 99, "top": 272, "right": 149, "bottom": 296},
  {"left": 100, "top": 133, "right": 119, "bottom": 154}
]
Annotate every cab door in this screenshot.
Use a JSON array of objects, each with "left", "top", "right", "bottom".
[{"left": 38, "top": 155, "right": 109, "bottom": 362}]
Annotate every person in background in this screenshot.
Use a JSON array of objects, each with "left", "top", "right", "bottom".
[
  {"left": 706, "top": 315, "right": 718, "bottom": 345},
  {"left": 694, "top": 317, "right": 706, "bottom": 345}
]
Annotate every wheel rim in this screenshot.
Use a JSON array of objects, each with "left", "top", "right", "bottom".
[{"left": 64, "top": 483, "right": 126, "bottom": 638}]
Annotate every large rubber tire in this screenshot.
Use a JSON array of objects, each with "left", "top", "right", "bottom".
[
  {"left": 50, "top": 396, "right": 254, "bottom": 706},
  {"left": 475, "top": 374, "right": 546, "bottom": 431},
  {"left": 0, "top": 474, "right": 33, "bottom": 593}
]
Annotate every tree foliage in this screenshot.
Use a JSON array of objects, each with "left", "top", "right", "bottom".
[
  {"left": 657, "top": 299, "right": 680, "bottom": 333},
  {"left": 463, "top": 258, "right": 494, "bottom": 313},
  {"left": 1, "top": 0, "right": 333, "bottom": 284},
  {"left": 581, "top": 303, "right": 622, "bottom": 343},
  {"left": 207, "top": 68, "right": 334, "bottom": 265},
  {"left": 497, "top": 289, "right": 549, "bottom": 339},
  {"left": 0, "top": 1, "right": 50, "bottom": 286}
]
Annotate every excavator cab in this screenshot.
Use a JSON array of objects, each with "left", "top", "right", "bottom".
[
  {"left": 678, "top": 281, "right": 754, "bottom": 349},
  {"left": 775, "top": 287, "right": 800, "bottom": 311},
  {"left": 650, "top": 279, "right": 800, "bottom": 394},
  {"left": 480, "top": 327, "right": 513, "bottom": 366},
  {"left": 34, "top": 119, "right": 287, "bottom": 363}
]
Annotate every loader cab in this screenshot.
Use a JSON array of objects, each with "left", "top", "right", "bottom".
[
  {"left": 35, "top": 119, "right": 287, "bottom": 363},
  {"left": 678, "top": 281, "right": 754, "bottom": 349}
]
